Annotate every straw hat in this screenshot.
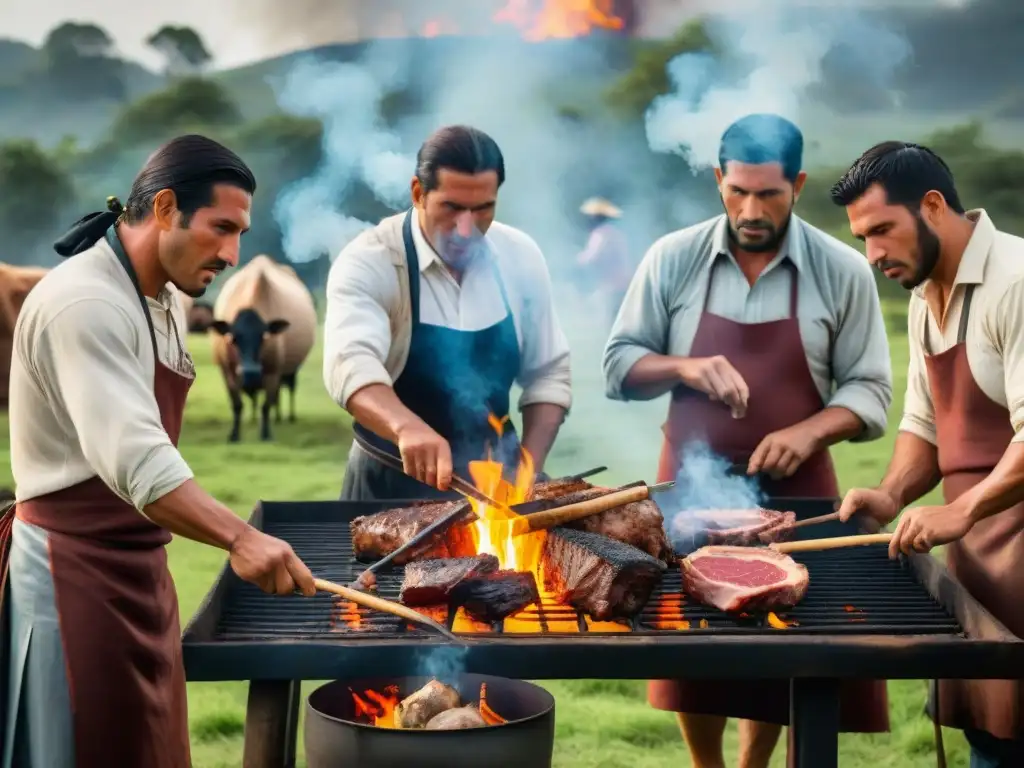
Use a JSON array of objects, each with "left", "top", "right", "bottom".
[{"left": 580, "top": 197, "right": 622, "bottom": 218}]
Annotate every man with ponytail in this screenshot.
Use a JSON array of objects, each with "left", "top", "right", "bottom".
[{"left": 0, "top": 134, "right": 316, "bottom": 768}]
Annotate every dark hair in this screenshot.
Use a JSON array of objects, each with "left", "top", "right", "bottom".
[
  {"left": 122, "top": 134, "right": 257, "bottom": 225},
  {"left": 415, "top": 125, "right": 505, "bottom": 192},
  {"left": 718, "top": 113, "right": 804, "bottom": 182},
  {"left": 829, "top": 141, "right": 965, "bottom": 214}
]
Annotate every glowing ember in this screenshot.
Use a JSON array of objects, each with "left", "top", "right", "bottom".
[
  {"left": 479, "top": 683, "right": 508, "bottom": 725},
  {"left": 351, "top": 685, "right": 400, "bottom": 728},
  {"left": 494, "top": 0, "right": 625, "bottom": 41},
  {"left": 767, "top": 612, "right": 798, "bottom": 629}
]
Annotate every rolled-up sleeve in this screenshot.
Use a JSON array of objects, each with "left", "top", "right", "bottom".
[
  {"left": 995, "top": 278, "right": 1024, "bottom": 442},
  {"left": 898, "top": 303, "right": 938, "bottom": 445},
  {"left": 827, "top": 263, "right": 893, "bottom": 441},
  {"left": 33, "top": 299, "right": 193, "bottom": 510},
  {"left": 516, "top": 242, "right": 572, "bottom": 411},
  {"left": 602, "top": 240, "right": 671, "bottom": 401},
  {"left": 323, "top": 243, "right": 398, "bottom": 409}
]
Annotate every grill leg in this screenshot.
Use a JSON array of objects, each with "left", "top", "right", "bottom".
[
  {"left": 788, "top": 678, "right": 840, "bottom": 768},
  {"left": 242, "top": 679, "right": 302, "bottom": 768}
]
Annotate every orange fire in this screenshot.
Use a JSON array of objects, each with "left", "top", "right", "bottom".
[
  {"left": 351, "top": 685, "right": 401, "bottom": 728},
  {"left": 494, "top": 0, "right": 625, "bottom": 41}
]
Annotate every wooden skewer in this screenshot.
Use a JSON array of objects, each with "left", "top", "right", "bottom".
[
  {"left": 511, "top": 482, "right": 674, "bottom": 536},
  {"left": 790, "top": 511, "right": 841, "bottom": 529},
  {"left": 313, "top": 578, "right": 463, "bottom": 643},
  {"left": 770, "top": 533, "right": 892, "bottom": 554}
]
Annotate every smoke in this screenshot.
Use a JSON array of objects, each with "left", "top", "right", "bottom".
[
  {"left": 415, "top": 645, "right": 469, "bottom": 685},
  {"left": 658, "top": 440, "right": 765, "bottom": 547},
  {"left": 645, "top": 2, "right": 912, "bottom": 172},
  {"left": 269, "top": 46, "right": 416, "bottom": 263}
]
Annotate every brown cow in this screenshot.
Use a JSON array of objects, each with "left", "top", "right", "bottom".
[
  {"left": 0, "top": 263, "right": 49, "bottom": 409},
  {"left": 210, "top": 255, "right": 317, "bottom": 442}
]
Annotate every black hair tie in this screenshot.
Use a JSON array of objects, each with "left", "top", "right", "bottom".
[{"left": 53, "top": 195, "right": 124, "bottom": 257}]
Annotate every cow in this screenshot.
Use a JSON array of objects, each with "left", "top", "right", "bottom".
[
  {"left": 176, "top": 293, "right": 216, "bottom": 333},
  {"left": 0, "top": 263, "right": 50, "bottom": 409},
  {"left": 209, "top": 255, "right": 317, "bottom": 442}
]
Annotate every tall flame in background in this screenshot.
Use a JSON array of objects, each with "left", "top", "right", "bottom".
[{"left": 494, "top": 0, "right": 626, "bottom": 41}]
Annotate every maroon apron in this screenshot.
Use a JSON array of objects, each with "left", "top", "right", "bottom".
[
  {"left": 0, "top": 230, "right": 194, "bottom": 766},
  {"left": 647, "top": 260, "right": 890, "bottom": 732},
  {"left": 925, "top": 285, "right": 1024, "bottom": 741}
]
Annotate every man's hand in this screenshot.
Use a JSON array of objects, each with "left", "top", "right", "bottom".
[
  {"left": 838, "top": 488, "right": 900, "bottom": 532},
  {"left": 749, "top": 425, "right": 820, "bottom": 479},
  {"left": 395, "top": 420, "right": 453, "bottom": 490},
  {"left": 679, "top": 355, "right": 749, "bottom": 418},
  {"left": 888, "top": 503, "right": 974, "bottom": 559},
  {"left": 229, "top": 527, "right": 316, "bottom": 596}
]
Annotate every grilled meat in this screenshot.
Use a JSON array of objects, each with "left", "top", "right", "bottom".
[
  {"left": 526, "top": 478, "right": 594, "bottom": 500},
  {"left": 350, "top": 501, "right": 477, "bottom": 564},
  {"left": 542, "top": 528, "right": 666, "bottom": 621},
  {"left": 449, "top": 570, "right": 540, "bottom": 623},
  {"left": 395, "top": 680, "right": 461, "bottom": 729},
  {"left": 425, "top": 706, "right": 487, "bottom": 730},
  {"left": 671, "top": 508, "right": 797, "bottom": 557},
  {"left": 399, "top": 555, "right": 501, "bottom": 606},
  {"left": 681, "top": 545, "right": 809, "bottom": 613},
  {"left": 526, "top": 486, "right": 674, "bottom": 563}
]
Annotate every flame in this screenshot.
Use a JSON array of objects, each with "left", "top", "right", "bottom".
[
  {"left": 494, "top": 0, "right": 625, "bottom": 41},
  {"left": 767, "top": 612, "right": 798, "bottom": 629},
  {"left": 479, "top": 683, "right": 508, "bottom": 725},
  {"left": 351, "top": 684, "right": 400, "bottom": 728}
]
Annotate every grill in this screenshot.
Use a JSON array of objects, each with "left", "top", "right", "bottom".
[{"left": 182, "top": 497, "right": 1024, "bottom": 768}]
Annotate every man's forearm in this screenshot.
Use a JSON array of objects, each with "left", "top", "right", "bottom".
[
  {"left": 878, "top": 432, "right": 943, "bottom": 508},
  {"left": 960, "top": 443, "right": 1024, "bottom": 523},
  {"left": 143, "top": 479, "right": 249, "bottom": 549},
  {"left": 800, "top": 407, "right": 865, "bottom": 450},
  {"left": 622, "top": 354, "right": 683, "bottom": 400},
  {"left": 346, "top": 383, "right": 426, "bottom": 443},
  {"left": 520, "top": 403, "right": 567, "bottom": 471}
]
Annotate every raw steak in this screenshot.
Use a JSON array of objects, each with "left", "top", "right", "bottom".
[
  {"left": 671, "top": 508, "right": 797, "bottom": 556},
  {"left": 526, "top": 486, "right": 675, "bottom": 563},
  {"left": 399, "top": 554, "right": 500, "bottom": 606},
  {"left": 449, "top": 570, "right": 540, "bottom": 623},
  {"left": 681, "top": 545, "right": 809, "bottom": 613},
  {"left": 542, "top": 528, "right": 666, "bottom": 621},
  {"left": 350, "top": 501, "right": 478, "bottom": 564}
]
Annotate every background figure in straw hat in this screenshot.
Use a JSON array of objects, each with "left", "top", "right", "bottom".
[{"left": 576, "top": 197, "right": 634, "bottom": 329}]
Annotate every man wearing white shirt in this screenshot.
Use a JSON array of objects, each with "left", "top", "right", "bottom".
[{"left": 324, "top": 125, "right": 572, "bottom": 499}]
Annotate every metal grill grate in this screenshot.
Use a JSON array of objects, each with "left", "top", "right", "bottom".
[{"left": 212, "top": 521, "right": 962, "bottom": 641}]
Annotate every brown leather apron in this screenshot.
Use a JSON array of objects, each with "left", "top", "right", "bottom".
[
  {"left": 647, "top": 259, "right": 889, "bottom": 732},
  {"left": 1, "top": 228, "right": 194, "bottom": 766},
  {"left": 925, "top": 285, "right": 1024, "bottom": 741}
]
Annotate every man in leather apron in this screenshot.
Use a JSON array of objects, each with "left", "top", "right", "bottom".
[
  {"left": 603, "top": 114, "right": 893, "bottom": 768},
  {"left": 323, "top": 125, "right": 572, "bottom": 500},
  {"left": 834, "top": 141, "right": 1024, "bottom": 768},
  {"left": 0, "top": 135, "right": 315, "bottom": 767}
]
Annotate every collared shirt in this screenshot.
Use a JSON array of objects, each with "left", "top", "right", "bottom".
[
  {"left": 603, "top": 213, "right": 893, "bottom": 441},
  {"left": 901, "top": 209, "right": 1024, "bottom": 445},
  {"left": 9, "top": 238, "right": 195, "bottom": 509},
  {"left": 323, "top": 214, "right": 572, "bottom": 413}
]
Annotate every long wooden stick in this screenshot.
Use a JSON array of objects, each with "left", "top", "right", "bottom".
[
  {"left": 790, "top": 511, "right": 841, "bottom": 529},
  {"left": 770, "top": 533, "right": 892, "bottom": 554},
  {"left": 511, "top": 482, "right": 673, "bottom": 535},
  {"left": 314, "top": 578, "right": 463, "bottom": 643}
]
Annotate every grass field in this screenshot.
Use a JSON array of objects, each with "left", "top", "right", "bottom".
[{"left": 0, "top": 297, "right": 966, "bottom": 767}]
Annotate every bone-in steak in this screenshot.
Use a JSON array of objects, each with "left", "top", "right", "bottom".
[
  {"left": 681, "top": 545, "right": 809, "bottom": 613},
  {"left": 350, "top": 501, "right": 477, "bottom": 564},
  {"left": 543, "top": 528, "right": 666, "bottom": 621},
  {"left": 400, "top": 554, "right": 500, "bottom": 606},
  {"left": 672, "top": 508, "right": 797, "bottom": 556}
]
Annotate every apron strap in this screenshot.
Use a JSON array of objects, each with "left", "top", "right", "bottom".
[
  {"left": 401, "top": 209, "right": 421, "bottom": 329},
  {"left": 923, "top": 284, "right": 976, "bottom": 354},
  {"left": 105, "top": 229, "right": 160, "bottom": 360}
]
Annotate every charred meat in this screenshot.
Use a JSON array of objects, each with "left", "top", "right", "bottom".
[
  {"left": 526, "top": 478, "right": 595, "bottom": 501},
  {"left": 542, "top": 528, "right": 666, "bottom": 621},
  {"left": 350, "top": 501, "right": 477, "bottom": 564},
  {"left": 425, "top": 706, "right": 487, "bottom": 730},
  {"left": 399, "top": 554, "right": 500, "bottom": 606},
  {"left": 449, "top": 570, "right": 540, "bottom": 623}
]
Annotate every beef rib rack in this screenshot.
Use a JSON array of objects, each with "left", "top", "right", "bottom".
[{"left": 681, "top": 545, "right": 809, "bottom": 614}]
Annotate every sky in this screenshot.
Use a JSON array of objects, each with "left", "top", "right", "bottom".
[{"left": 1, "top": 0, "right": 966, "bottom": 72}]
